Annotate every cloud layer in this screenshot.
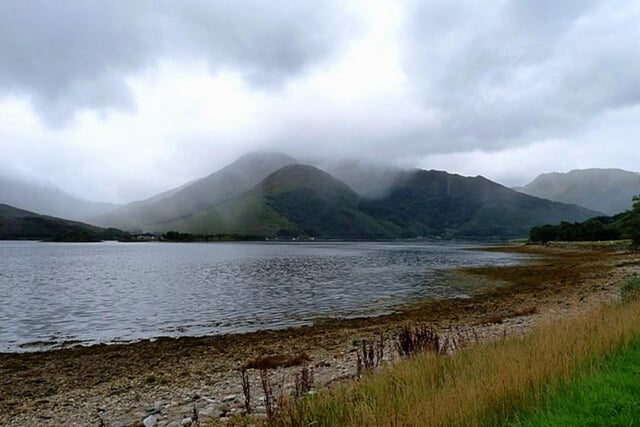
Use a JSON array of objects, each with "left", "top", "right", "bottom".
[
  {"left": 0, "top": 0, "right": 353, "bottom": 124},
  {"left": 402, "top": 0, "right": 640, "bottom": 152},
  {"left": 0, "top": 0, "right": 639, "bottom": 202}
]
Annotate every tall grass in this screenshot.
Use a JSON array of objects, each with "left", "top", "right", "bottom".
[
  {"left": 621, "top": 275, "right": 640, "bottom": 302},
  {"left": 272, "top": 298, "right": 640, "bottom": 426}
]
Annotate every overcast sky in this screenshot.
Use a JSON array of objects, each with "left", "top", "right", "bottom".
[{"left": 1, "top": 0, "right": 639, "bottom": 203}]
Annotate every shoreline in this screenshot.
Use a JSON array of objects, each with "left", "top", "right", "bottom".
[{"left": 2, "top": 245, "right": 639, "bottom": 426}]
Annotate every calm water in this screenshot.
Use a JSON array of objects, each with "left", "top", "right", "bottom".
[{"left": 0, "top": 241, "right": 528, "bottom": 352}]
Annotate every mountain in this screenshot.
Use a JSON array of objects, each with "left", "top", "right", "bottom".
[
  {"left": 516, "top": 169, "right": 640, "bottom": 215},
  {"left": 94, "top": 152, "right": 297, "bottom": 230},
  {"left": 0, "top": 176, "right": 119, "bottom": 222},
  {"left": 90, "top": 152, "right": 600, "bottom": 239},
  {"left": 157, "top": 164, "right": 396, "bottom": 239},
  {"left": 360, "top": 170, "right": 599, "bottom": 239},
  {"left": 0, "top": 204, "right": 125, "bottom": 241},
  {"left": 149, "top": 162, "right": 597, "bottom": 240}
]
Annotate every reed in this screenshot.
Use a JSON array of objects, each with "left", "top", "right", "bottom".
[{"left": 272, "top": 296, "right": 640, "bottom": 426}]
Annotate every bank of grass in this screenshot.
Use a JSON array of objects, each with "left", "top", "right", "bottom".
[
  {"left": 271, "top": 282, "right": 640, "bottom": 427},
  {"left": 508, "top": 337, "right": 640, "bottom": 426}
]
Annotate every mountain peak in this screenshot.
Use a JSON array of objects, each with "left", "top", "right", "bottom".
[
  {"left": 94, "top": 151, "right": 298, "bottom": 230},
  {"left": 258, "top": 164, "right": 361, "bottom": 210}
]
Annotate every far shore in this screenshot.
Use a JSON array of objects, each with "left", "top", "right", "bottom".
[{"left": 2, "top": 244, "right": 639, "bottom": 426}]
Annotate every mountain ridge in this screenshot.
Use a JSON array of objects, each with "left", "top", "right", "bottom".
[
  {"left": 361, "top": 169, "right": 598, "bottom": 239},
  {"left": 155, "top": 164, "right": 396, "bottom": 239},
  {"left": 126, "top": 156, "right": 598, "bottom": 240},
  {"left": 0, "top": 203, "right": 125, "bottom": 241},
  {"left": 1, "top": 153, "right": 606, "bottom": 240},
  {"left": 94, "top": 152, "right": 297, "bottom": 230},
  {"left": 516, "top": 168, "right": 640, "bottom": 215}
]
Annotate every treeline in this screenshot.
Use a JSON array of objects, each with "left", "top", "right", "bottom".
[
  {"left": 530, "top": 196, "right": 640, "bottom": 244},
  {"left": 161, "top": 231, "right": 261, "bottom": 242},
  {"left": 50, "top": 227, "right": 127, "bottom": 242},
  {"left": 9, "top": 216, "right": 129, "bottom": 242}
]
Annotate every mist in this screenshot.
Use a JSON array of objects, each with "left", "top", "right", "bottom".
[{"left": 0, "top": 0, "right": 639, "bottom": 205}]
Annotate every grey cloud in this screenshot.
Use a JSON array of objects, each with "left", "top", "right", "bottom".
[
  {"left": 0, "top": 0, "right": 355, "bottom": 125},
  {"left": 250, "top": 0, "right": 640, "bottom": 166},
  {"left": 401, "top": 0, "right": 640, "bottom": 154},
  {"left": 194, "top": 0, "right": 640, "bottom": 166}
]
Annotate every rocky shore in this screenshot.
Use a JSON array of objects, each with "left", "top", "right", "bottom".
[{"left": 2, "top": 245, "right": 639, "bottom": 426}]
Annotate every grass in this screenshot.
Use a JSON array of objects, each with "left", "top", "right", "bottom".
[
  {"left": 621, "top": 276, "right": 640, "bottom": 302},
  {"left": 507, "top": 338, "right": 640, "bottom": 426},
  {"left": 270, "top": 291, "right": 640, "bottom": 426}
]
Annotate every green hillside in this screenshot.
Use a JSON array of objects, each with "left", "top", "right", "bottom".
[
  {"left": 157, "top": 165, "right": 396, "bottom": 239},
  {"left": 90, "top": 152, "right": 602, "bottom": 240},
  {"left": 95, "top": 152, "right": 297, "bottom": 230},
  {"left": 149, "top": 164, "right": 597, "bottom": 240},
  {"left": 0, "top": 204, "right": 126, "bottom": 241},
  {"left": 361, "top": 170, "right": 598, "bottom": 239}
]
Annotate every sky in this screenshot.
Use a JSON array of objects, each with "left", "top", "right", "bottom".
[{"left": 1, "top": 0, "right": 639, "bottom": 204}]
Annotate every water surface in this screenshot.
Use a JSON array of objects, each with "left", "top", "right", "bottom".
[{"left": 0, "top": 241, "right": 528, "bottom": 352}]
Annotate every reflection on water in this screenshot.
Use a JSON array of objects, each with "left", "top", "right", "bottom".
[{"left": 0, "top": 241, "right": 528, "bottom": 352}]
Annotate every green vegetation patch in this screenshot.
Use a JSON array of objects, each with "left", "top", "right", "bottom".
[
  {"left": 530, "top": 195, "right": 640, "bottom": 244},
  {"left": 507, "top": 338, "right": 640, "bottom": 427},
  {"left": 155, "top": 194, "right": 294, "bottom": 236}
]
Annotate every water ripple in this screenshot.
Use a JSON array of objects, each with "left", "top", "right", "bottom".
[{"left": 0, "top": 241, "right": 527, "bottom": 352}]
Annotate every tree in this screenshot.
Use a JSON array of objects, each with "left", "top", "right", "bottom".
[{"left": 631, "top": 196, "right": 640, "bottom": 246}]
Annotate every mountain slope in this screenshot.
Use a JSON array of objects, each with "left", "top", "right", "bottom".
[
  {"left": 95, "top": 152, "right": 297, "bottom": 230},
  {"left": 259, "top": 165, "right": 397, "bottom": 238},
  {"left": 0, "top": 204, "right": 125, "bottom": 241},
  {"left": 517, "top": 169, "right": 640, "bottom": 215},
  {"left": 361, "top": 170, "right": 599, "bottom": 239},
  {"left": 90, "top": 152, "right": 601, "bottom": 239},
  {"left": 153, "top": 165, "right": 596, "bottom": 240},
  {"left": 0, "top": 176, "right": 119, "bottom": 222},
  {"left": 157, "top": 164, "right": 397, "bottom": 238}
]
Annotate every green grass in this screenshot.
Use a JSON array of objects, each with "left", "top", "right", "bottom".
[{"left": 507, "top": 338, "right": 640, "bottom": 427}]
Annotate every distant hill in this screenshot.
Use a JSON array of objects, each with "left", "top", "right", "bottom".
[
  {"left": 94, "top": 152, "right": 297, "bottom": 230},
  {"left": 361, "top": 170, "right": 599, "bottom": 239},
  {"left": 0, "top": 176, "right": 119, "bottom": 222},
  {"left": 516, "top": 169, "right": 640, "bottom": 216},
  {"left": 156, "top": 164, "right": 396, "bottom": 239},
  {"left": 0, "top": 204, "right": 125, "bottom": 241}
]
